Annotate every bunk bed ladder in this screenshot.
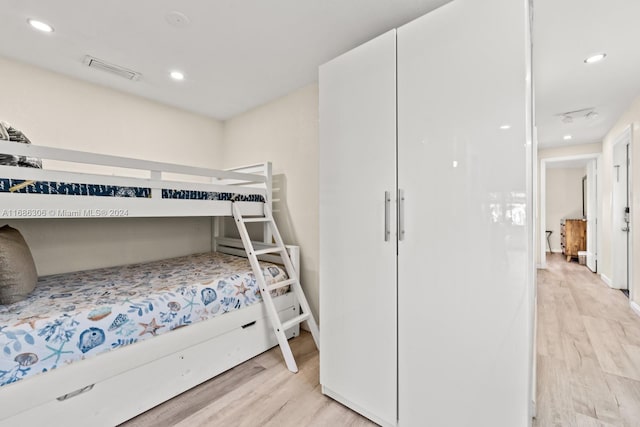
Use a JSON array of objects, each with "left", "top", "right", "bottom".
[{"left": 232, "top": 203, "right": 320, "bottom": 373}]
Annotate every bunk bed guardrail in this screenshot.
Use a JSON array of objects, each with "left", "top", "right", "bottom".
[{"left": 0, "top": 141, "right": 271, "bottom": 218}]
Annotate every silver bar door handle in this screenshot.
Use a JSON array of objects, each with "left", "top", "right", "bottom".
[
  {"left": 384, "top": 191, "right": 391, "bottom": 241},
  {"left": 398, "top": 189, "right": 405, "bottom": 241}
]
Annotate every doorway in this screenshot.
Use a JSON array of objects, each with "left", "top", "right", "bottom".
[
  {"left": 585, "top": 160, "right": 598, "bottom": 272},
  {"left": 539, "top": 154, "right": 602, "bottom": 270},
  {"left": 612, "top": 126, "right": 632, "bottom": 296}
]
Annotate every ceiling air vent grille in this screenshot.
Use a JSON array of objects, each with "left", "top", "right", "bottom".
[{"left": 83, "top": 56, "right": 141, "bottom": 81}]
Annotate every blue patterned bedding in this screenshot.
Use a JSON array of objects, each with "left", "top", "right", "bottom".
[
  {"left": 0, "top": 252, "right": 288, "bottom": 387},
  {"left": 0, "top": 178, "right": 265, "bottom": 202}
]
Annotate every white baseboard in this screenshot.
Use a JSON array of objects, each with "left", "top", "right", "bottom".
[
  {"left": 322, "top": 386, "right": 394, "bottom": 427},
  {"left": 531, "top": 399, "right": 537, "bottom": 421},
  {"left": 600, "top": 274, "right": 613, "bottom": 287},
  {"left": 536, "top": 263, "right": 546, "bottom": 269},
  {"left": 631, "top": 301, "right": 640, "bottom": 318}
]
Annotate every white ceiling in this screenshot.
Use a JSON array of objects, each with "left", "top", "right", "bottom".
[
  {"left": 0, "top": 0, "right": 450, "bottom": 120},
  {"left": 1, "top": 0, "right": 638, "bottom": 146},
  {"left": 534, "top": 0, "right": 640, "bottom": 148}
]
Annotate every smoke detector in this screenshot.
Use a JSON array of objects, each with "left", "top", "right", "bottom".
[
  {"left": 83, "top": 56, "right": 141, "bottom": 81},
  {"left": 165, "top": 11, "right": 191, "bottom": 28}
]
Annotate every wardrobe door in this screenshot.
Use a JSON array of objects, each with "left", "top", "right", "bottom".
[
  {"left": 397, "top": 0, "right": 533, "bottom": 426},
  {"left": 319, "top": 30, "right": 397, "bottom": 427}
]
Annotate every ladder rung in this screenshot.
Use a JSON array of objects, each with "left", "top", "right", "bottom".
[
  {"left": 233, "top": 202, "right": 319, "bottom": 373},
  {"left": 253, "top": 247, "right": 284, "bottom": 256},
  {"left": 242, "top": 217, "right": 271, "bottom": 223},
  {"left": 267, "top": 278, "right": 296, "bottom": 292},
  {"left": 280, "top": 313, "right": 310, "bottom": 331}
]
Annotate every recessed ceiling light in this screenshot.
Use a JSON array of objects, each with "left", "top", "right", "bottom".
[
  {"left": 500, "top": 125, "right": 511, "bottom": 130},
  {"left": 27, "top": 18, "right": 54, "bottom": 33},
  {"left": 563, "top": 135, "right": 572, "bottom": 141},
  {"left": 584, "top": 53, "right": 606, "bottom": 64},
  {"left": 170, "top": 71, "right": 185, "bottom": 81}
]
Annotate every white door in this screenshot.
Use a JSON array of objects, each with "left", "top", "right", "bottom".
[
  {"left": 586, "top": 160, "right": 598, "bottom": 272},
  {"left": 612, "top": 133, "right": 630, "bottom": 290},
  {"left": 397, "top": 0, "right": 532, "bottom": 425},
  {"left": 319, "top": 30, "right": 397, "bottom": 427}
]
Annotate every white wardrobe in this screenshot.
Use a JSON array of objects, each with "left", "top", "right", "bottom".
[{"left": 319, "top": 0, "right": 534, "bottom": 426}]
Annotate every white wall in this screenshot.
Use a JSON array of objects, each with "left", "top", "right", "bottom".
[
  {"left": 222, "top": 84, "right": 320, "bottom": 322},
  {"left": 545, "top": 168, "right": 585, "bottom": 252},
  {"left": 0, "top": 56, "right": 224, "bottom": 275},
  {"left": 539, "top": 142, "right": 602, "bottom": 161},
  {"left": 602, "top": 94, "right": 640, "bottom": 305}
]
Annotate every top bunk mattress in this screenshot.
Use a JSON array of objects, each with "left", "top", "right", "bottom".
[
  {"left": 0, "top": 178, "right": 265, "bottom": 202},
  {"left": 0, "top": 252, "right": 288, "bottom": 388}
]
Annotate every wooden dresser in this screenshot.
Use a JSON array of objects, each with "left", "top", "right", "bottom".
[{"left": 561, "top": 219, "right": 586, "bottom": 261}]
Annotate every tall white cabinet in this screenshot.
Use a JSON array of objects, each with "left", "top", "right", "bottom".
[
  {"left": 319, "top": 29, "right": 397, "bottom": 426},
  {"left": 320, "top": 0, "right": 534, "bottom": 426}
]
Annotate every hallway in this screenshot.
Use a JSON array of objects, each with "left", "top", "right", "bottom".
[{"left": 535, "top": 254, "right": 640, "bottom": 426}]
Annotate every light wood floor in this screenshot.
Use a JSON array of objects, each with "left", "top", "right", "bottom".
[
  {"left": 123, "top": 253, "right": 640, "bottom": 426},
  {"left": 121, "top": 331, "right": 375, "bottom": 427},
  {"left": 534, "top": 253, "right": 640, "bottom": 427}
]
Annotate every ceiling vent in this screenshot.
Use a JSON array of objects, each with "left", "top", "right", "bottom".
[
  {"left": 556, "top": 107, "right": 597, "bottom": 124},
  {"left": 83, "top": 56, "right": 141, "bottom": 81}
]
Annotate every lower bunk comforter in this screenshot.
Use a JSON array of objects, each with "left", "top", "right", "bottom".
[{"left": 0, "top": 252, "right": 288, "bottom": 388}]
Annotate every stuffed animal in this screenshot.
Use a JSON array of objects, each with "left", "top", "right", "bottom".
[{"left": 0, "top": 121, "right": 42, "bottom": 168}]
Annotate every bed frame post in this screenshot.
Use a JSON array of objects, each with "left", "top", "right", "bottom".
[
  {"left": 264, "top": 162, "right": 273, "bottom": 244},
  {"left": 286, "top": 245, "right": 300, "bottom": 276},
  {"left": 150, "top": 170, "right": 162, "bottom": 200},
  {"left": 211, "top": 172, "right": 223, "bottom": 252},
  {"left": 212, "top": 217, "right": 220, "bottom": 252}
]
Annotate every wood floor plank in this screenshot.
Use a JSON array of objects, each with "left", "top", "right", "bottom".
[
  {"left": 236, "top": 356, "right": 322, "bottom": 427},
  {"left": 624, "top": 343, "right": 640, "bottom": 368},
  {"left": 174, "top": 364, "right": 296, "bottom": 426},
  {"left": 614, "top": 320, "right": 640, "bottom": 347},
  {"left": 124, "top": 360, "right": 266, "bottom": 426},
  {"left": 560, "top": 330, "right": 599, "bottom": 371},
  {"left": 583, "top": 315, "right": 640, "bottom": 381},
  {"left": 125, "top": 331, "right": 374, "bottom": 427},
  {"left": 534, "top": 355, "right": 578, "bottom": 427},
  {"left": 263, "top": 384, "right": 334, "bottom": 427},
  {"left": 603, "top": 372, "right": 640, "bottom": 426},
  {"left": 567, "top": 357, "right": 621, "bottom": 425},
  {"left": 574, "top": 413, "right": 620, "bottom": 427},
  {"left": 533, "top": 253, "right": 640, "bottom": 427}
]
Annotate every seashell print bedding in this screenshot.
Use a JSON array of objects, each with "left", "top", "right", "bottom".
[
  {"left": 0, "top": 252, "right": 288, "bottom": 387},
  {"left": 0, "top": 178, "right": 266, "bottom": 202}
]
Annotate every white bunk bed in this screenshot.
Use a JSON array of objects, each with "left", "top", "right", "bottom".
[{"left": 0, "top": 140, "right": 301, "bottom": 426}]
